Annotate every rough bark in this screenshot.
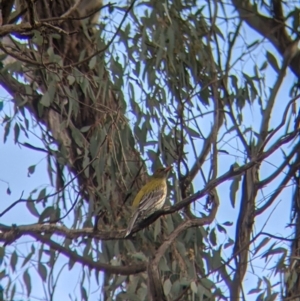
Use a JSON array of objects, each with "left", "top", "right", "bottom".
[{"left": 0, "top": 1, "right": 145, "bottom": 298}]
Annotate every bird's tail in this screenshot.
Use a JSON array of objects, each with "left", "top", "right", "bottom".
[{"left": 124, "top": 210, "right": 140, "bottom": 237}]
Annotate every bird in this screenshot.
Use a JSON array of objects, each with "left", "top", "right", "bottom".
[{"left": 124, "top": 166, "right": 172, "bottom": 237}]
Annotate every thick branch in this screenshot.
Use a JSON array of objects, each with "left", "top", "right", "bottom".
[{"left": 231, "top": 0, "right": 300, "bottom": 78}]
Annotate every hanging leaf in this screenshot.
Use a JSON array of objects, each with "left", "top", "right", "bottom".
[
  {"left": 28, "top": 165, "right": 36, "bottom": 176},
  {"left": 6, "top": 187, "right": 11, "bottom": 195},
  {"left": 229, "top": 174, "right": 241, "bottom": 208},
  {"left": 163, "top": 279, "right": 172, "bottom": 296},
  {"left": 266, "top": 51, "right": 279, "bottom": 73},
  {"left": 10, "top": 251, "right": 18, "bottom": 273},
  {"left": 38, "top": 263, "right": 47, "bottom": 282},
  {"left": 209, "top": 228, "right": 217, "bottom": 246},
  {"left": 23, "top": 269, "right": 32, "bottom": 297},
  {"left": 254, "top": 237, "right": 270, "bottom": 255}
]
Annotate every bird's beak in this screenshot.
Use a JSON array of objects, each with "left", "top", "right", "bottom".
[{"left": 165, "top": 166, "right": 172, "bottom": 172}]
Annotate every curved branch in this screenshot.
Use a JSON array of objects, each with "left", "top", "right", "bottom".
[
  {"left": 258, "top": 143, "right": 298, "bottom": 189},
  {"left": 258, "top": 94, "right": 300, "bottom": 153},
  {"left": 258, "top": 57, "right": 289, "bottom": 145},
  {"left": 31, "top": 233, "right": 146, "bottom": 275},
  {"left": 231, "top": 0, "right": 300, "bottom": 78},
  {"left": 256, "top": 156, "right": 300, "bottom": 215},
  {"left": 148, "top": 194, "right": 219, "bottom": 301},
  {"left": 0, "top": 22, "right": 33, "bottom": 37}
]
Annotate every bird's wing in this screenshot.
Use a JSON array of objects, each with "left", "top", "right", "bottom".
[
  {"left": 138, "top": 186, "right": 165, "bottom": 211},
  {"left": 125, "top": 210, "right": 140, "bottom": 237}
]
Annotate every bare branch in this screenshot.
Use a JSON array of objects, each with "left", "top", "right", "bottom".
[{"left": 30, "top": 233, "right": 146, "bottom": 275}]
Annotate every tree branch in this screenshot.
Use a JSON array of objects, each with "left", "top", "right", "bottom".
[
  {"left": 148, "top": 193, "right": 219, "bottom": 301},
  {"left": 231, "top": 0, "right": 300, "bottom": 78},
  {"left": 0, "top": 127, "right": 295, "bottom": 243},
  {"left": 30, "top": 233, "right": 146, "bottom": 275}
]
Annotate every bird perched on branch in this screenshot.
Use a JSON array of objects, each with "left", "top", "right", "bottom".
[{"left": 124, "top": 166, "right": 172, "bottom": 237}]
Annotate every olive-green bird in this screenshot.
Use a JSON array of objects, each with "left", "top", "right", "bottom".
[{"left": 124, "top": 166, "right": 172, "bottom": 237}]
